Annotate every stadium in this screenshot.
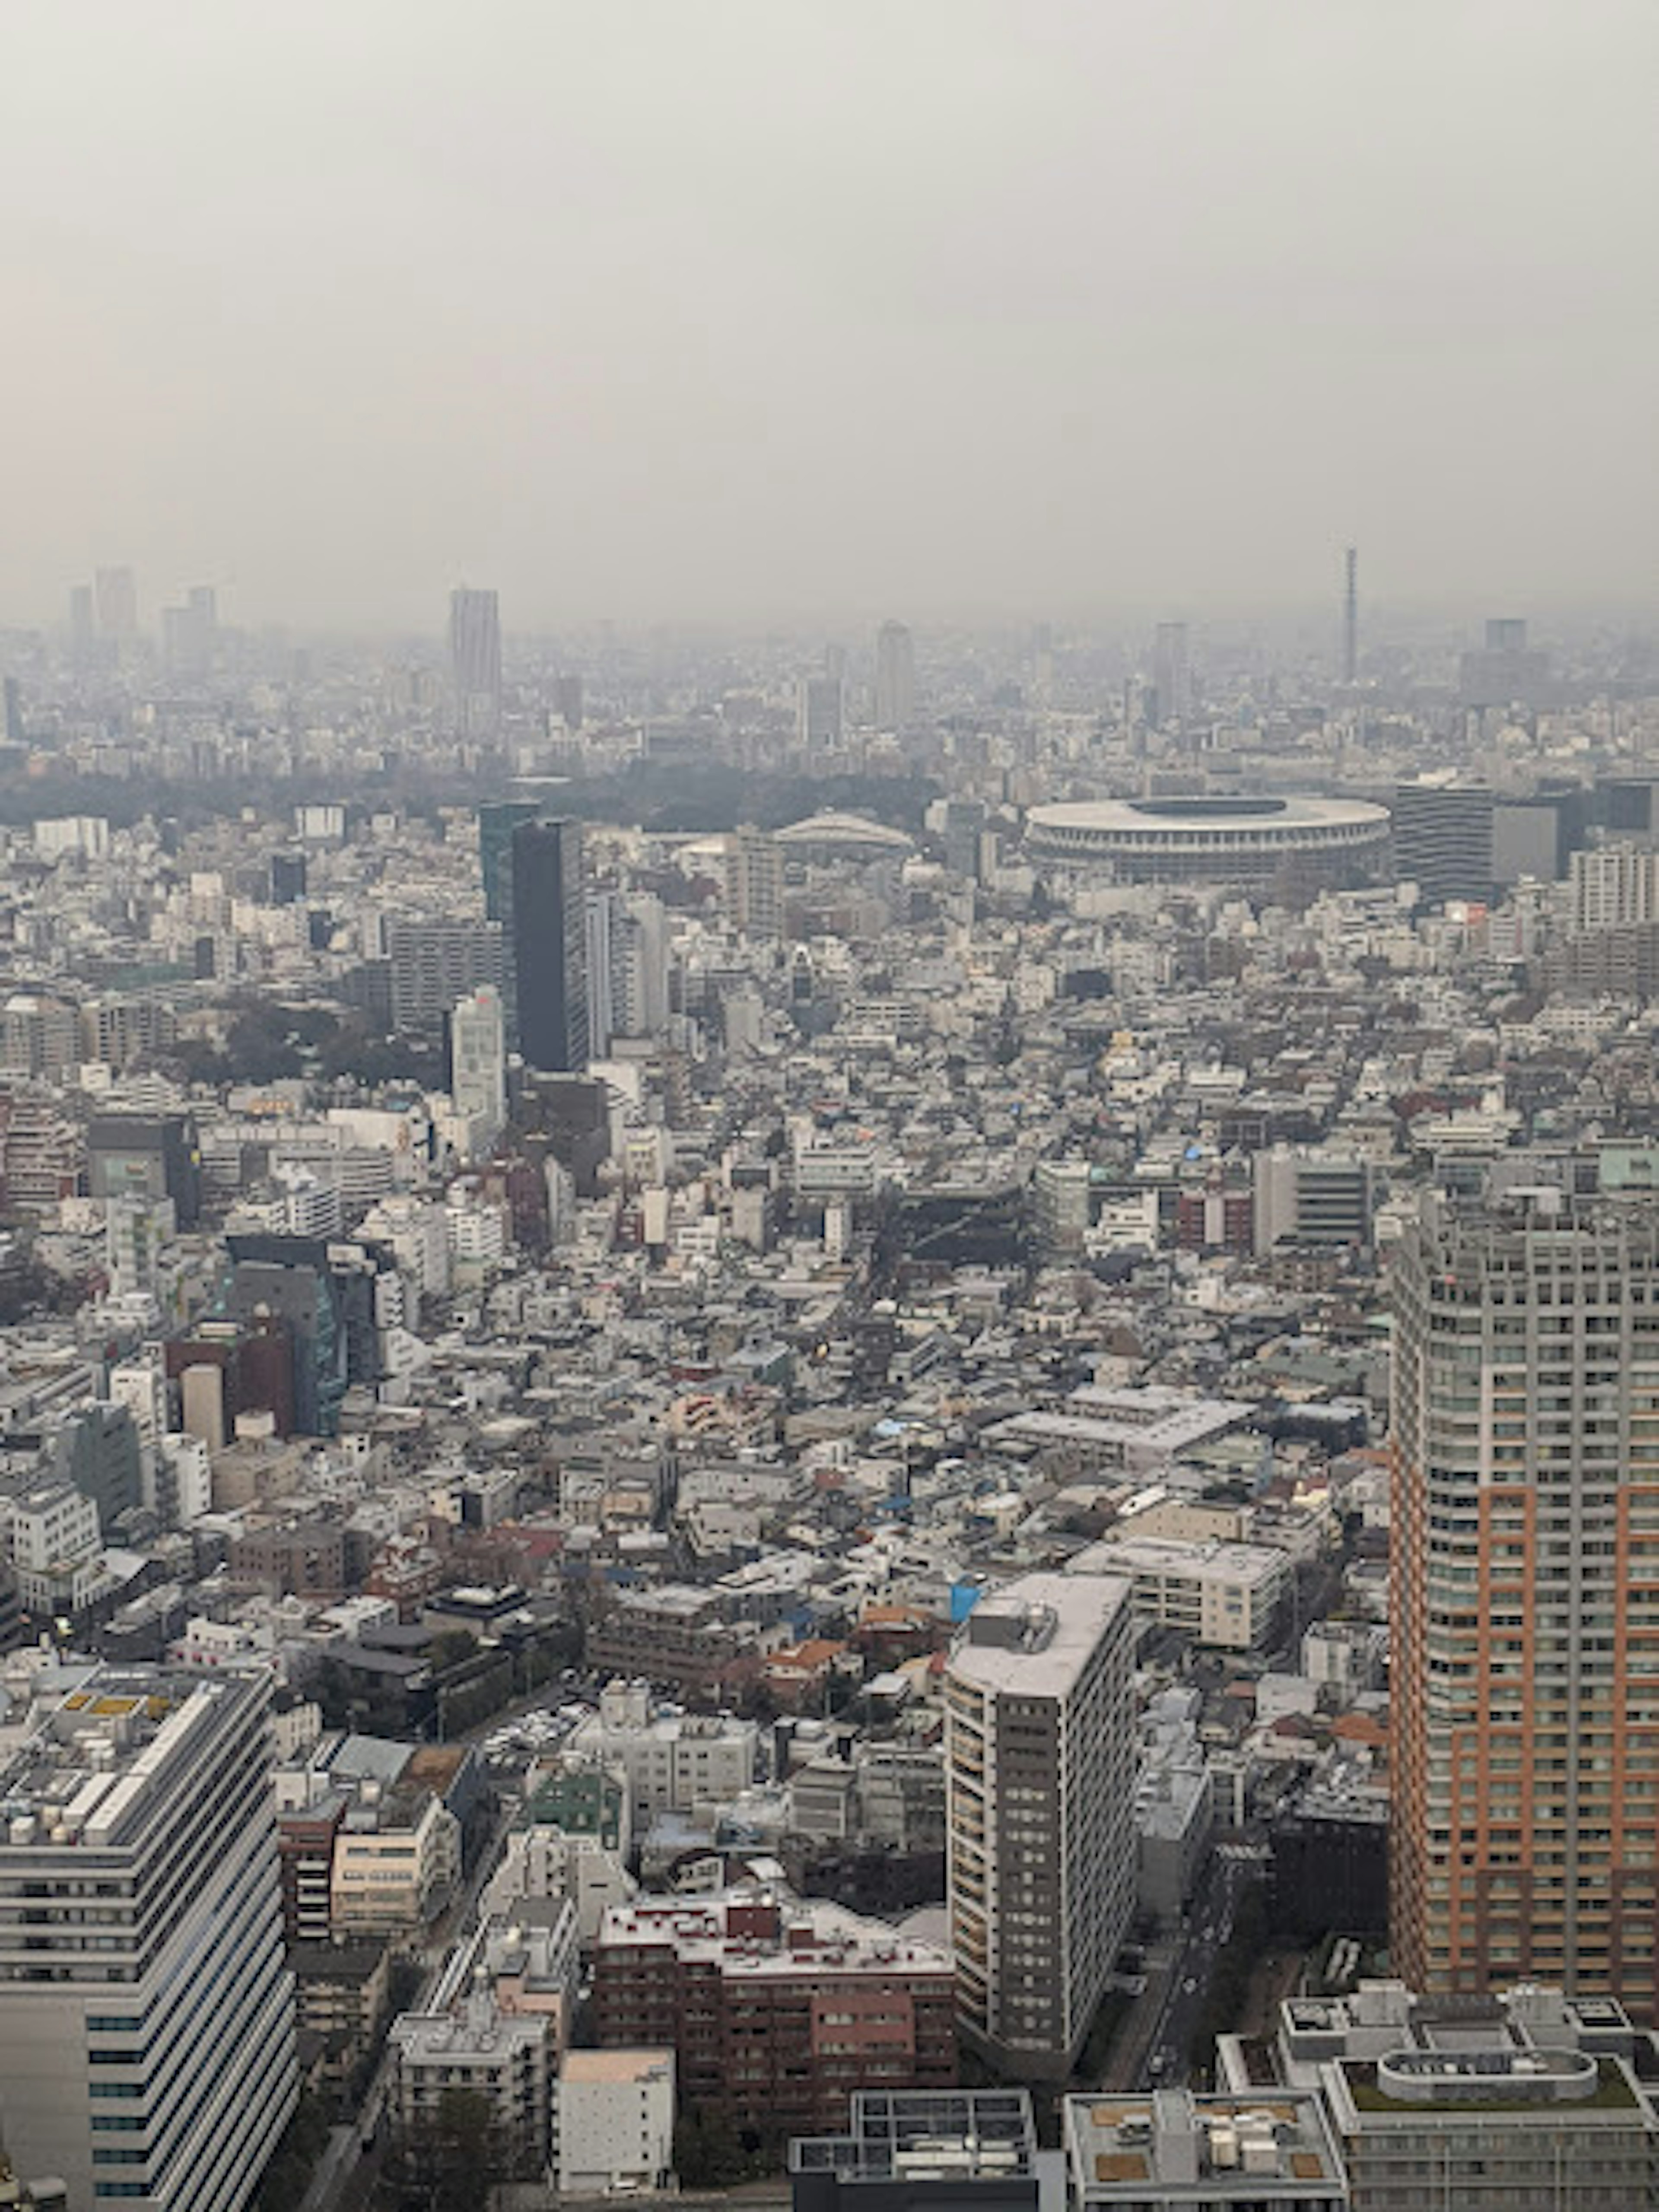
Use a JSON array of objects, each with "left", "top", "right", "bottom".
[{"left": 1023, "top": 794, "right": 1390, "bottom": 887}]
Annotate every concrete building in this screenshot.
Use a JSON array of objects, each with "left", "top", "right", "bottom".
[
  {"left": 946, "top": 1571, "right": 1138, "bottom": 2078},
  {"left": 1390, "top": 778, "right": 1494, "bottom": 908},
  {"left": 450, "top": 984, "right": 507, "bottom": 1147},
  {"left": 1077, "top": 1537, "right": 1289, "bottom": 1654},
  {"left": 449, "top": 586, "right": 503, "bottom": 740},
  {"left": 1570, "top": 842, "right": 1659, "bottom": 934},
  {"left": 724, "top": 828, "right": 785, "bottom": 942},
  {"left": 551, "top": 2049, "right": 675, "bottom": 2196},
  {"left": 590, "top": 1886, "right": 955, "bottom": 2134},
  {"left": 572, "top": 1682, "right": 759, "bottom": 1822},
  {"left": 1064, "top": 2089, "right": 1346, "bottom": 2209},
  {"left": 1392, "top": 1183, "right": 1659, "bottom": 2009},
  {"left": 391, "top": 1987, "right": 551, "bottom": 2174},
  {"left": 0, "top": 1666, "right": 296, "bottom": 2212},
  {"left": 790, "top": 2090, "right": 1042, "bottom": 2212}
]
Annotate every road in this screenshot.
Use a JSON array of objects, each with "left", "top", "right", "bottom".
[{"left": 1114, "top": 1845, "right": 1261, "bottom": 2092}]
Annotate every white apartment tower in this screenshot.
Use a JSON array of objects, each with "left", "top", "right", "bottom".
[
  {"left": 450, "top": 984, "right": 506, "bottom": 1147},
  {"left": 0, "top": 1665, "right": 296, "bottom": 2212},
  {"left": 1570, "top": 843, "right": 1659, "bottom": 934},
  {"left": 946, "top": 1571, "right": 1138, "bottom": 2079}
]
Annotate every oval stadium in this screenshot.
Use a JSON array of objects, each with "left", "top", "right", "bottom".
[{"left": 1023, "top": 794, "right": 1390, "bottom": 887}]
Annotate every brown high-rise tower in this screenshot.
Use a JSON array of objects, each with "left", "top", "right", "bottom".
[{"left": 1392, "top": 1180, "right": 1659, "bottom": 2010}]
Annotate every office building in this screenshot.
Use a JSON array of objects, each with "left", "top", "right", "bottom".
[
  {"left": 1391, "top": 1181, "right": 1659, "bottom": 2010},
  {"left": 0, "top": 1665, "right": 296, "bottom": 2212},
  {"left": 874, "top": 621, "right": 915, "bottom": 732},
  {"left": 1389, "top": 778, "right": 1494, "bottom": 908},
  {"left": 1151, "top": 620, "right": 1191, "bottom": 727},
  {"left": 86, "top": 1113, "right": 200, "bottom": 1228},
  {"left": 1252, "top": 1147, "right": 1373, "bottom": 1252},
  {"left": 511, "top": 820, "right": 589, "bottom": 1072},
  {"left": 450, "top": 984, "right": 506, "bottom": 1146},
  {"left": 790, "top": 2091, "right": 1042, "bottom": 2212},
  {"left": 1064, "top": 2088, "right": 1345, "bottom": 2209},
  {"left": 945, "top": 1571, "right": 1138, "bottom": 2078},
  {"left": 449, "top": 586, "right": 502, "bottom": 739},
  {"left": 388, "top": 918, "right": 503, "bottom": 1041},
  {"left": 798, "top": 674, "right": 845, "bottom": 750}
]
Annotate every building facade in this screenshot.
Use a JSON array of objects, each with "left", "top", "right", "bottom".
[
  {"left": 945, "top": 1571, "right": 1138, "bottom": 2077},
  {"left": 1392, "top": 1182, "right": 1659, "bottom": 2009},
  {"left": 0, "top": 1666, "right": 296, "bottom": 2212}
]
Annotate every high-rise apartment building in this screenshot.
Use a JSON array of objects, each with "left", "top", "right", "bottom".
[
  {"left": 1392, "top": 1180, "right": 1659, "bottom": 2010},
  {"left": 449, "top": 985, "right": 506, "bottom": 1146},
  {"left": 387, "top": 918, "right": 503, "bottom": 1041},
  {"left": 874, "top": 620, "right": 915, "bottom": 732},
  {"left": 0, "top": 1665, "right": 296, "bottom": 2212},
  {"left": 724, "top": 827, "right": 784, "bottom": 941},
  {"left": 945, "top": 1570, "right": 1138, "bottom": 2078},
  {"left": 511, "top": 819, "right": 588, "bottom": 1072},
  {"left": 449, "top": 586, "right": 502, "bottom": 739},
  {"left": 1571, "top": 843, "right": 1659, "bottom": 934}
]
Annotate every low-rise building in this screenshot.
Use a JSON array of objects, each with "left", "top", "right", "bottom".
[{"left": 552, "top": 2049, "right": 676, "bottom": 2197}]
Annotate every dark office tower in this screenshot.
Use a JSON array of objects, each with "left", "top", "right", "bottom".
[
  {"left": 270, "top": 851, "right": 308, "bottom": 906},
  {"left": 94, "top": 565, "right": 138, "bottom": 642},
  {"left": 874, "top": 620, "right": 916, "bottom": 732},
  {"left": 67, "top": 583, "right": 95, "bottom": 662},
  {"left": 554, "top": 673, "right": 585, "bottom": 731},
  {"left": 1391, "top": 779, "right": 1495, "bottom": 909},
  {"left": 1486, "top": 617, "right": 1528, "bottom": 652},
  {"left": 3, "top": 678, "right": 21, "bottom": 747},
  {"left": 1151, "top": 620, "right": 1190, "bottom": 726},
  {"left": 478, "top": 800, "right": 541, "bottom": 924},
  {"left": 449, "top": 586, "right": 502, "bottom": 738},
  {"left": 798, "top": 674, "right": 844, "bottom": 750},
  {"left": 1343, "top": 546, "right": 1358, "bottom": 684},
  {"left": 1392, "top": 1181, "right": 1659, "bottom": 2012},
  {"left": 512, "top": 819, "right": 589, "bottom": 1071}
]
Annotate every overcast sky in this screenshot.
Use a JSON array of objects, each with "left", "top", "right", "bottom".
[{"left": 3, "top": 1, "right": 1655, "bottom": 632}]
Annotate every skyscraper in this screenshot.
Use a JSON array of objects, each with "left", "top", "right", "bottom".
[
  {"left": 1392, "top": 1180, "right": 1659, "bottom": 2009},
  {"left": 449, "top": 586, "right": 502, "bottom": 739},
  {"left": 798, "top": 674, "right": 844, "bottom": 751},
  {"left": 1151, "top": 620, "right": 1191, "bottom": 727},
  {"left": 450, "top": 984, "right": 507, "bottom": 1147},
  {"left": 874, "top": 620, "right": 915, "bottom": 732},
  {"left": 0, "top": 1664, "right": 296, "bottom": 2212},
  {"left": 511, "top": 819, "right": 589, "bottom": 1071},
  {"left": 94, "top": 566, "right": 138, "bottom": 644},
  {"left": 67, "top": 584, "right": 95, "bottom": 663},
  {"left": 1343, "top": 545, "right": 1358, "bottom": 685},
  {"left": 946, "top": 1570, "right": 1138, "bottom": 2078}
]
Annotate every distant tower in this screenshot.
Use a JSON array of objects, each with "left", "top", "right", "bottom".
[
  {"left": 67, "top": 585, "right": 96, "bottom": 664},
  {"left": 1343, "top": 546, "right": 1358, "bottom": 685},
  {"left": 94, "top": 566, "right": 138, "bottom": 644},
  {"left": 450, "top": 985, "right": 507, "bottom": 1147},
  {"left": 874, "top": 620, "right": 916, "bottom": 732},
  {"left": 797, "top": 674, "right": 845, "bottom": 750},
  {"left": 449, "top": 586, "right": 503, "bottom": 740},
  {"left": 1151, "top": 621, "right": 1190, "bottom": 727}
]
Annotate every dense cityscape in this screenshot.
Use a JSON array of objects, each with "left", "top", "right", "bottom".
[{"left": 0, "top": 576, "right": 1654, "bottom": 2212}]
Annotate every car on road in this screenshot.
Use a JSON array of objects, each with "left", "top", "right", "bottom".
[{"left": 1182, "top": 1977, "right": 1197, "bottom": 1994}]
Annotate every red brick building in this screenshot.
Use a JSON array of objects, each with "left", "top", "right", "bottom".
[{"left": 590, "top": 1887, "right": 955, "bottom": 2133}]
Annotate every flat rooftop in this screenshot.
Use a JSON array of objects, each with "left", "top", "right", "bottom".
[
  {"left": 949, "top": 1571, "right": 1133, "bottom": 1697},
  {"left": 1066, "top": 2090, "right": 1343, "bottom": 2202}
]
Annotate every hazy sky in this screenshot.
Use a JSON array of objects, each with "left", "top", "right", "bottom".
[{"left": 4, "top": 1, "right": 1655, "bottom": 632}]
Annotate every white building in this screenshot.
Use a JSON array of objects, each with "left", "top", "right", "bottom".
[
  {"left": 1077, "top": 1535, "right": 1289, "bottom": 1653},
  {"left": 571, "top": 1682, "right": 758, "bottom": 1822},
  {"left": 553, "top": 2050, "right": 675, "bottom": 2196},
  {"left": 946, "top": 1571, "right": 1138, "bottom": 2079},
  {"left": 0, "top": 1666, "right": 296, "bottom": 2212},
  {"left": 451, "top": 985, "right": 507, "bottom": 1148},
  {"left": 391, "top": 1989, "right": 551, "bottom": 2174}
]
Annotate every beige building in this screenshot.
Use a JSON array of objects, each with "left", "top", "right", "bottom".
[{"left": 331, "top": 1792, "right": 459, "bottom": 1936}]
